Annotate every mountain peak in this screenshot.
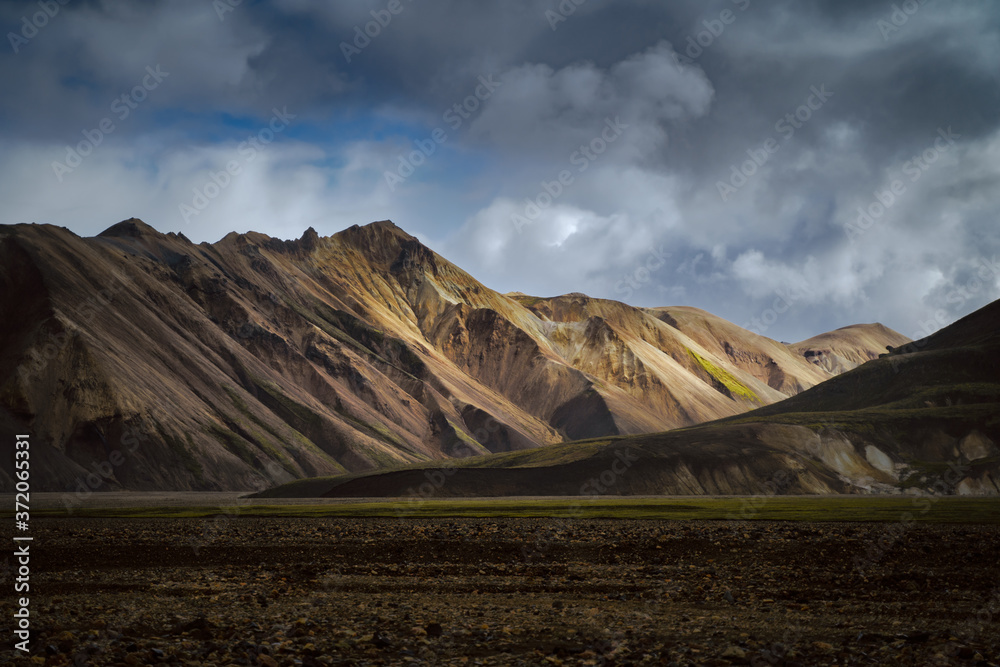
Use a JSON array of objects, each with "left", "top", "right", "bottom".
[
  {"left": 98, "top": 217, "right": 160, "bottom": 239},
  {"left": 334, "top": 219, "right": 427, "bottom": 270},
  {"left": 365, "top": 219, "right": 405, "bottom": 232},
  {"left": 300, "top": 226, "right": 320, "bottom": 251},
  {"left": 345, "top": 219, "right": 415, "bottom": 242}
]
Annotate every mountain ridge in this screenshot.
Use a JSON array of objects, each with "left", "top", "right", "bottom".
[
  {"left": 0, "top": 218, "right": 909, "bottom": 492},
  {"left": 262, "top": 297, "right": 1000, "bottom": 499}
]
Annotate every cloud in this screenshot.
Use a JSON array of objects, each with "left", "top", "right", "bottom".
[
  {"left": 468, "top": 40, "right": 714, "bottom": 159},
  {"left": 0, "top": 134, "right": 397, "bottom": 244},
  {"left": 0, "top": 0, "right": 277, "bottom": 141},
  {"left": 1, "top": 0, "right": 998, "bottom": 342}
]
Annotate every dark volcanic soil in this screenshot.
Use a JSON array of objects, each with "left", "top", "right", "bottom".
[{"left": 4, "top": 518, "right": 1000, "bottom": 666}]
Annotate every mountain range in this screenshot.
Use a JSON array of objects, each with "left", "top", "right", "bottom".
[
  {"left": 0, "top": 219, "right": 920, "bottom": 492},
  {"left": 264, "top": 296, "right": 1000, "bottom": 498}
]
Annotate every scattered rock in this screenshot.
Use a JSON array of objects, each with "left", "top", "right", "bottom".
[
  {"left": 6, "top": 517, "right": 997, "bottom": 666},
  {"left": 722, "top": 645, "right": 747, "bottom": 659}
]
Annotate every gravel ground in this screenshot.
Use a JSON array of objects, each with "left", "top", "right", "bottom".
[{"left": 3, "top": 518, "right": 999, "bottom": 666}]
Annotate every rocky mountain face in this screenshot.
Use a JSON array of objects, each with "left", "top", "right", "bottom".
[
  {"left": 277, "top": 297, "right": 999, "bottom": 499},
  {"left": 0, "top": 219, "right": 907, "bottom": 492},
  {"left": 788, "top": 323, "right": 909, "bottom": 375}
]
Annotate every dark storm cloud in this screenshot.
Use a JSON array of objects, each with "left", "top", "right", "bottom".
[
  {"left": 0, "top": 0, "right": 997, "bottom": 341},
  {"left": 0, "top": 0, "right": 274, "bottom": 140},
  {"left": 663, "top": 1, "right": 1000, "bottom": 179}
]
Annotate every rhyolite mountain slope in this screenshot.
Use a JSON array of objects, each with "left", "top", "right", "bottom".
[
  {"left": 788, "top": 323, "right": 910, "bottom": 375},
  {"left": 263, "top": 297, "right": 999, "bottom": 498},
  {"left": 0, "top": 218, "right": 905, "bottom": 492}
]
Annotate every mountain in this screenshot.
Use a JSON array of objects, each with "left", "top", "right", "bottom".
[
  {"left": 0, "top": 219, "right": 905, "bottom": 492},
  {"left": 788, "top": 323, "right": 908, "bottom": 375},
  {"left": 262, "top": 297, "right": 1000, "bottom": 498}
]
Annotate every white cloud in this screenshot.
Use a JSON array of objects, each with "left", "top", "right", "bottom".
[{"left": 0, "top": 136, "right": 398, "bottom": 243}]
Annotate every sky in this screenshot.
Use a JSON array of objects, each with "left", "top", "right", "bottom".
[{"left": 1, "top": 0, "right": 998, "bottom": 342}]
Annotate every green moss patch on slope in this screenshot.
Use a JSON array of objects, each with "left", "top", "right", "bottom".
[{"left": 687, "top": 348, "right": 760, "bottom": 402}]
